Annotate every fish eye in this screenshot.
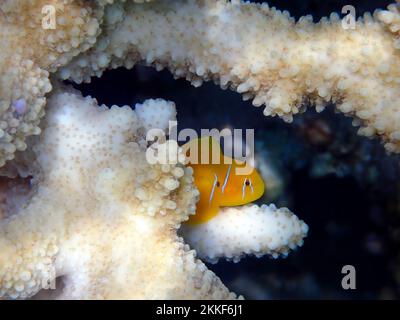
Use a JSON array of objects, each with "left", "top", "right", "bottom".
[
  {"left": 245, "top": 180, "right": 250, "bottom": 186},
  {"left": 216, "top": 181, "right": 220, "bottom": 187}
]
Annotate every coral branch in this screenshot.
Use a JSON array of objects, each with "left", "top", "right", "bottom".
[
  {"left": 181, "top": 204, "right": 308, "bottom": 263},
  {"left": 0, "top": 88, "right": 238, "bottom": 299},
  {"left": 0, "top": 203, "right": 59, "bottom": 299},
  {"left": 61, "top": 0, "right": 400, "bottom": 152}
]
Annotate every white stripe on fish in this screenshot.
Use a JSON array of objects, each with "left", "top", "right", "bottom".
[
  {"left": 242, "top": 178, "right": 247, "bottom": 199},
  {"left": 209, "top": 173, "right": 218, "bottom": 205},
  {"left": 221, "top": 164, "right": 232, "bottom": 193}
]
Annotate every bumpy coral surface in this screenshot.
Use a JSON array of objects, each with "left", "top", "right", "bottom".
[
  {"left": 61, "top": 0, "right": 400, "bottom": 153},
  {"left": 0, "top": 89, "right": 235, "bottom": 299},
  {"left": 181, "top": 204, "right": 308, "bottom": 263},
  {"left": 0, "top": 0, "right": 106, "bottom": 166},
  {"left": 0, "top": 87, "right": 307, "bottom": 299},
  {"left": 2, "top": 0, "right": 400, "bottom": 300}
]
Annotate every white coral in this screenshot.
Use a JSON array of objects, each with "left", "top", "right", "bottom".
[
  {"left": 181, "top": 204, "right": 308, "bottom": 264},
  {"left": 0, "top": 85, "right": 308, "bottom": 299},
  {"left": 1, "top": 89, "right": 234, "bottom": 299},
  {"left": 135, "top": 99, "right": 176, "bottom": 133}
]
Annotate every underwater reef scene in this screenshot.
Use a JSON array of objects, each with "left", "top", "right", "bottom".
[{"left": 1, "top": 0, "right": 400, "bottom": 300}]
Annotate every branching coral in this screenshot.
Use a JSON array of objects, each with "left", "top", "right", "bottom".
[
  {"left": 0, "top": 0, "right": 105, "bottom": 166},
  {"left": 0, "top": 57, "right": 51, "bottom": 167},
  {"left": 0, "top": 87, "right": 307, "bottom": 299},
  {"left": 181, "top": 204, "right": 308, "bottom": 263},
  {"left": 61, "top": 0, "right": 400, "bottom": 153},
  {"left": 0, "top": 0, "right": 155, "bottom": 167},
  {"left": 0, "top": 88, "right": 235, "bottom": 299},
  {"left": 1, "top": 0, "right": 399, "bottom": 300}
]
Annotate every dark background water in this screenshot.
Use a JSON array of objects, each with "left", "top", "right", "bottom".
[{"left": 71, "top": 0, "right": 400, "bottom": 299}]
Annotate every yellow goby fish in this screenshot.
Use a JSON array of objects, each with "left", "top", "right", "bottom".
[{"left": 182, "top": 136, "right": 265, "bottom": 225}]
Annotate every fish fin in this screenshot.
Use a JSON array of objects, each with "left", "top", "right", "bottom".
[{"left": 187, "top": 198, "right": 220, "bottom": 225}]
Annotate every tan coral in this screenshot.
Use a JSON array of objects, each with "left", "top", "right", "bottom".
[
  {"left": 0, "top": 56, "right": 51, "bottom": 167},
  {"left": 61, "top": 0, "right": 400, "bottom": 153},
  {"left": 0, "top": 0, "right": 161, "bottom": 168},
  {"left": 0, "top": 0, "right": 106, "bottom": 168},
  {"left": 3, "top": 0, "right": 400, "bottom": 300},
  {"left": 0, "top": 0, "right": 103, "bottom": 70}
]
